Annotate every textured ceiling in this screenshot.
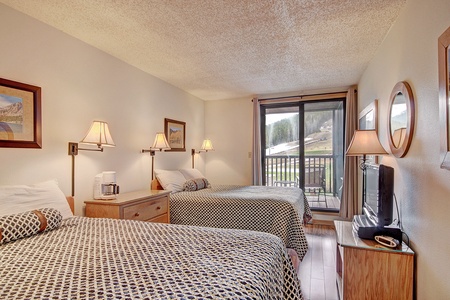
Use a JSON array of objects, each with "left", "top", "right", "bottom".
[{"left": 1, "top": 0, "right": 406, "bottom": 101}]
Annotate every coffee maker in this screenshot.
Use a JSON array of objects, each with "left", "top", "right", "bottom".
[{"left": 94, "top": 171, "right": 120, "bottom": 200}]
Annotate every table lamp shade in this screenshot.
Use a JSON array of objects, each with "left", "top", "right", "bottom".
[{"left": 346, "top": 130, "right": 387, "bottom": 156}]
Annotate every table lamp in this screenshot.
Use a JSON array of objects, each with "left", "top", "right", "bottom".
[{"left": 346, "top": 130, "right": 388, "bottom": 206}]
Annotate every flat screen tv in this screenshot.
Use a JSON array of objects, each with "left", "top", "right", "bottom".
[{"left": 363, "top": 163, "right": 394, "bottom": 227}]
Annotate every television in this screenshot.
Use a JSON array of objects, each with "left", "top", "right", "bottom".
[{"left": 363, "top": 163, "right": 394, "bottom": 227}]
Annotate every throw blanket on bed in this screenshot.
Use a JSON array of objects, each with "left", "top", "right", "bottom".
[
  {"left": 0, "top": 217, "right": 302, "bottom": 300},
  {"left": 170, "top": 185, "right": 313, "bottom": 260}
]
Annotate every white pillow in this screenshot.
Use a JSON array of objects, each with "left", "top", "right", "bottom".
[
  {"left": 156, "top": 171, "right": 186, "bottom": 193},
  {"left": 154, "top": 169, "right": 168, "bottom": 177},
  {"left": 0, "top": 179, "right": 73, "bottom": 219},
  {"left": 179, "top": 168, "right": 205, "bottom": 180}
]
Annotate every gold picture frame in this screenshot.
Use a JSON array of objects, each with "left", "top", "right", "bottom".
[
  {"left": 164, "top": 118, "right": 186, "bottom": 152},
  {"left": 0, "top": 78, "right": 42, "bottom": 148}
]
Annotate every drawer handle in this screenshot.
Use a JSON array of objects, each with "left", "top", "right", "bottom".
[
  {"left": 135, "top": 212, "right": 140, "bottom": 217},
  {"left": 156, "top": 206, "right": 161, "bottom": 210}
]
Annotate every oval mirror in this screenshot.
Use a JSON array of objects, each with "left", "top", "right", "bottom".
[{"left": 387, "top": 81, "right": 415, "bottom": 158}]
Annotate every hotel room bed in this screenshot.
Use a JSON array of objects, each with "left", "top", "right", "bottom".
[
  {"left": 152, "top": 169, "right": 312, "bottom": 261},
  {"left": 0, "top": 179, "right": 303, "bottom": 299},
  {"left": 0, "top": 216, "right": 302, "bottom": 299},
  {"left": 169, "top": 184, "right": 312, "bottom": 261}
]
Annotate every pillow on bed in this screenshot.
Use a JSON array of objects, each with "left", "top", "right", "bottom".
[
  {"left": 0, "top": 208, "right": 62, "bottom": 244},
  {"left": 183, "top": 178, "right": 210, "bottom": 191},
  {"left": 155, "top": 170, "right": 186, "bottom": 192},
  {"left": 154, "top": 169, "right": 169, "bottom": 177},
  {"left": 179, "top": 168, "right": 205, "bottom": 180},
  {"left": 0, "top": 179, "right": 73, "bottom": 219}
]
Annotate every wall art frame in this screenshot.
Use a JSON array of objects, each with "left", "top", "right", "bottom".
[
  {"left": 358, "top": 99, "right": 379, "bottom": 163},
  {"left": 439, "top": 26, "right": 450, "bottom": 169},
  {"left": 0, "top": 78, "right": 42, "bottom": 148},
  {"left": 164, "top": 118, "right": 186, "bottom": 152}
]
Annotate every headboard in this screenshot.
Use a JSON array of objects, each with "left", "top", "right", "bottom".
[
  {"left": 151, "top": 179, "right": 164, "bottom": 190},
  {"left": 66, "top": 196, "right": 75, "bottom": 214}
]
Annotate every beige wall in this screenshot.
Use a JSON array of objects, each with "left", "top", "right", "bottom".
[
  {"left": 0, "top": 4, "right": 205, "bottom": 215},
  {"left": 358, "top": 0, "right": 450, "bottom": 298},
  {"left": 204, "top": 97, "right": 253, "bottom": 185}
]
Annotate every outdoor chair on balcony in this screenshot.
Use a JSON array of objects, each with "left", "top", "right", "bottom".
[{"left": 301, "top": 165, "right": 327, "bottom": 208}]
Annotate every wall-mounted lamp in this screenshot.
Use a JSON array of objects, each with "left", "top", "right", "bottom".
[
  {"left": 191, "top": 139, "right": 214, "bottom": 168},
  {"left": 68, "top": 121, "right": 115, "bottom": 196},
  {"left": 141, "top": 132, "right": 171, "bottom": 180},
  {"left": 346, "top": 129, "right": 388, "bottom": 206}
]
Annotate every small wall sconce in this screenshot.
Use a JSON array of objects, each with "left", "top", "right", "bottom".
[
  {"left": 191, "top": 139, "right": 214, "bottom": 168},
  {"left": 68, "top": 121, "right": 115, "bottom": 196},
  {"left": 141, "top": 132, "right": 171, "bottom": 180}
]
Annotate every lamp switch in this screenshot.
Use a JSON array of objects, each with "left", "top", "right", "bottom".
[{"left": 68, "top": 142, "right": 78, "bottom": 156}]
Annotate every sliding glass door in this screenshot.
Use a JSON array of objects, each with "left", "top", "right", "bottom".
[
  {"left": 262, "top": 103, "right": 301, "bottom": 188},
  {"left": 261, "top": 99, "right": 345, "bottom": 212}
]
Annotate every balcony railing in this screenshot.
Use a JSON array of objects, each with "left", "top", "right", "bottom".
[{"left": 264, "top": 155, "right": 337, "bottom": 195}]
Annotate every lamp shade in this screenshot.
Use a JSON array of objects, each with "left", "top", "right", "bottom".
[
  {"left": 151, "top": 132, "right": 171, "bottom": 151},
  {"left": 80, "top": 121, "right": 115, "bottom": 147},
  {"left": 200, "top": 139, "right": 214, "bottom": 152},
  {"left": 346, "top": 130, "right": 387, "bottom": 156}
]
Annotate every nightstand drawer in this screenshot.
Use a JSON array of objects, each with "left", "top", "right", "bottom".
[
  {"left": 85, "top": 190, "right": 171, "bottom": 223},
  {"left": 123, "top": 196, "right": 168, "bottom": 221},
  {"left": 148, "top": 213, "right": 169, "bottom": 223}
]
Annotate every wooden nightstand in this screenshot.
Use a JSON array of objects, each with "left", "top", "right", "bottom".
[
  {"left": 334, "top": 220, "right": 414, "bottom": 300},
  {"left": 85, "top": 190, "right": 171, "bottom": 223}
]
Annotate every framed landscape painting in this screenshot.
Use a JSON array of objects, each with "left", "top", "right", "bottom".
[
  {"left": 164, "top": 118, "right": 186, "bottom": 152},
  {"left": 0, "top": 78, "right": 42, "bottom": 148}
]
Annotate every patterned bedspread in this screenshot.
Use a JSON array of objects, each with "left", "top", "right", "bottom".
[
  {"left": 170, "top": 185, "right": 312, "bottom": 260},
  {"left": 0, "top": 216, "right": 302, "bottom": 299}
]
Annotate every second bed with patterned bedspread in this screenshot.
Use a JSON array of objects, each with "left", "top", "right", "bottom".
[{"left": 170, "top": 185, "right": 312, "bottom": 260}]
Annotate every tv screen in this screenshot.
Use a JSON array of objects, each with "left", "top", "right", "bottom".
[{"left": 363, "top": 164, "right": 394, "bottom": 227}]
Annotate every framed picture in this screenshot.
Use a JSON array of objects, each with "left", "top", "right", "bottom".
[
  {"left": 0, "top": 78, "right": 42, "bottom": 148},
  {"left": 164, "top": 118, "right": 186, "bottom": 152},
  {"left": 358, "top": 100, "right": 378, "bottom": 163},
  {"left": 439, "top": 26, "right": 450, "bottom": 169}
]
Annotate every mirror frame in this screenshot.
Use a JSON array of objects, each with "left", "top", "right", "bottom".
[
  {"left": 439, "top": 26, "right": 450, "bottom": 169},
  {"left": 387, "top": 81, "right": 415, "bottom": 158}
]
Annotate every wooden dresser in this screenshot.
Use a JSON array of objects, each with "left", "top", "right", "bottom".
[
  {"left": 334, "top": 220, "right": 414, "bottom": 300},
  {"left": 85, "top": 190, "right": 170, "bottom": 223}
]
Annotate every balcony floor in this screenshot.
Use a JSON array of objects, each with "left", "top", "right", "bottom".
[{"left": 305, "top": 193, "right": 340, "bottom": 210}]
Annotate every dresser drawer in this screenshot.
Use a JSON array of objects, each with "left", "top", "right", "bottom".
[{"left": 123, "top": 196, "right": 168, "bottom": 221}]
